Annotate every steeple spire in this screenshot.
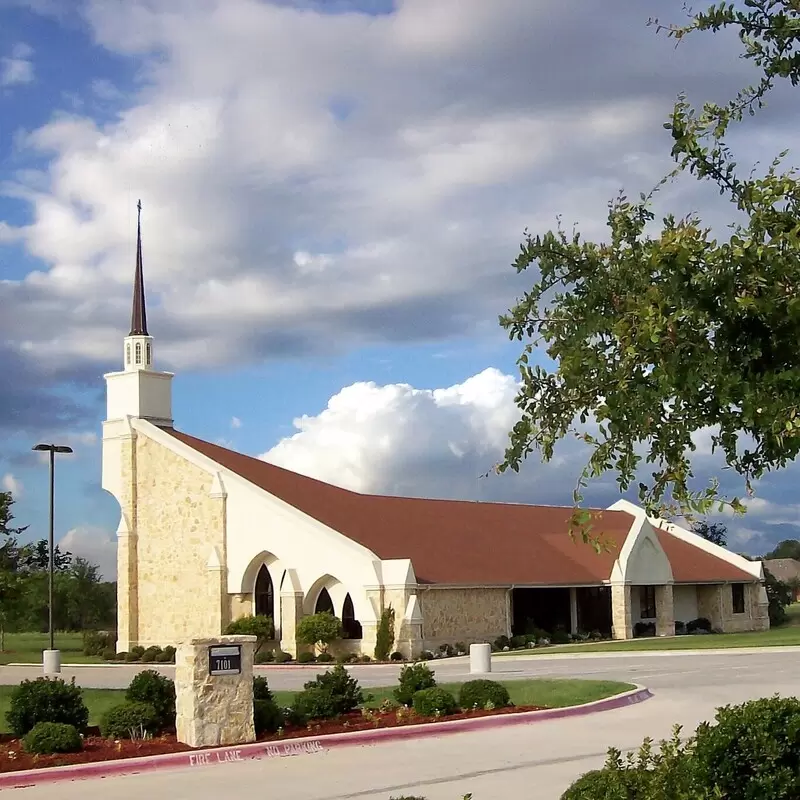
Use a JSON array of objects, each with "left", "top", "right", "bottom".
[{"left": 129, "top": 199, "right": 148, "bottom": 336}]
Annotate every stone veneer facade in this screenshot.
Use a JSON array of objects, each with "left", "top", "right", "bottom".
[
  {"left": 118, "top": 433, "right": 227, "bottom": 650},
  {"left": 418, "top": 587, "right": 509, "bottom": 650}
]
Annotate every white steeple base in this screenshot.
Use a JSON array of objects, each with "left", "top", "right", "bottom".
[{"left": 105, "top": 368, "right": 174, "bottom": 426}]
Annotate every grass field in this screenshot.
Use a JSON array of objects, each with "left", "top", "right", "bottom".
[
  {"left": 0, "top": 679, "right": 634, "bottom": 734},
  {"left": 497, "top": 603, "right": 800, "bottom": 657},
  {"left": 0, "top": 632, "right": 99, "bottom": 666}
]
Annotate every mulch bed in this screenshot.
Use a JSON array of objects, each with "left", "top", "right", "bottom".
[{"left": 0, "top": 705, "right": 545, "bottom": 773}]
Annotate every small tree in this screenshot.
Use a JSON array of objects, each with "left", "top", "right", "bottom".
[
  {"left": 296, "top": 612, "right": 343, "bottom": 654},
  {"left": 374, "top": 606, "right": 395, "bottom": 662},
  {"left": 224, "top": 614, "right": 274, "bottom": 654}
]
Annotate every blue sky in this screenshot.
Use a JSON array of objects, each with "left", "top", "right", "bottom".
[{"left": 1, "top": 0, "right": 799, "bottom": 579}]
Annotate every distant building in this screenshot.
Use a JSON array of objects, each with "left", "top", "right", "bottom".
[
  {"left": 102, "top": 204, "right": 771, "bottom": 656},
  {"left": 763, "top": 558, "right": 800, "bottom": 602}
]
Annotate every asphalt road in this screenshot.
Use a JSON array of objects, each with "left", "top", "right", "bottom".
[{"left": 5, "top": 647, "right": 800, "bottom": 799}]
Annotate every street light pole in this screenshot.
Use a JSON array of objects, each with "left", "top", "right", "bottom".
[{"left": 32, "top": 443, "right": 73, "bottom": 674}]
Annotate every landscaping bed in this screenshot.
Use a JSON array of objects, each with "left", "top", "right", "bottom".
[{"left": 0, "top": 702, "right": 549, "bottom": 774}]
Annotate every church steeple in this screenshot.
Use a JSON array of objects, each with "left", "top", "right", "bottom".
[
  {"left": 123, "top": 200, "right": 154, "bottom": 372},
  {"left": 129, "top": 199, "right": 148, "bottom": 336}
]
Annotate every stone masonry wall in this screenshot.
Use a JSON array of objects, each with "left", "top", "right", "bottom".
[
  {"left": 419, "top": 588, "right": 508, "bottom": 649},
  {"left": 134, "top": 435, "right": 226, "bottom": 646},
  {"left": 696, "top": 582, "right": 769, "bottom": 633}
]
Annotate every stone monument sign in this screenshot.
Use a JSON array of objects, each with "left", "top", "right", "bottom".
[{"left": 175, "top": 634, "right": 257, "bottom": 748}]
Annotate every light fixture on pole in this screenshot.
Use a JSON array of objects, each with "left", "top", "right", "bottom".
[{"left": 32, "top": 443, "right": 73, "bottom": 675}]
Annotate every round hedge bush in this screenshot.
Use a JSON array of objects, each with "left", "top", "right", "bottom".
[
  {"left": 254, "top": 699, "right": 284, "bottom": 735},
  {"left": 100, "top": 702, "right": 159, "bottom": 739},
  {"left": 253, "top": 676, "right": 273, "bottom": 702},
  {"left": 458, "top": 679, "right": 511, "bottom": 710},
  {"left": 412, "top": 687, "right": 457, "bottom": 717},
  {"left": 6, "top": 677, "right": 89, "bottom": 737},
  {"left": 561, "top": 768, "right": 630, "bottom": 799},
  {"left": 22, "top": 722, "right": 83, "bottom": 755},
  {"left": 316, "top": 652, "right": 334, "bottom": 663},
  {"left": 297, "top": 652, "right": 316, "bottom": 664},
  {"left": 125, "top": 670, "right": 176, "bottom": 732}
]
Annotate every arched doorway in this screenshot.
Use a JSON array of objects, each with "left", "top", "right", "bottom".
[
  {"left": 342, "top": 593, "right": 362, "bottom": 640},
  {"left": 315, "top": 587, "right": 335, "bottom": 615},
  {"left": 254, "top": 564, "right": 274, "bottom": 618}
]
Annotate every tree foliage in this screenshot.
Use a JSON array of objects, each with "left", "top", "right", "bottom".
[
  {"left": 499, "top": 1, "right": 800, "bottom": 533},
  {"left": 691, "top": 521, "right": 728, "bottom": 547},
  {"left": 764, "top": 538, "right": 800, "bottom": 560}
]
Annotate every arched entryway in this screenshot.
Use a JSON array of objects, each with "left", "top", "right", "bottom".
[
  {"left": 315, "top": 587, "right": 335, "bottom": 615},
  {"left": 342, "top": 593, "right": 362, "bottom": 640},
  {"left": 254, "top": 564, "right": 274, "bottom": 618}
]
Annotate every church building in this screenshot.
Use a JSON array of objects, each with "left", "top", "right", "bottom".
[{"left": 102, "top": 206, "right": 770, "bottom": 658}]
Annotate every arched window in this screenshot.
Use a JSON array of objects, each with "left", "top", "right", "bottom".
[
  {"left": 315, "top": 587, "right": 334, "bottom": 615},
  {"left": 342, "top": 593, "right": 362, "bottom": 640},
  {"left": 135, "top": 341, "right": 142, "bottom": 364},
  {"left": 254, "top": 565, "right": 274, "bottom": 618}
]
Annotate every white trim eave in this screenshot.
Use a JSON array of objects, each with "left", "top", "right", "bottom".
[
  {"left": 131, "top": 419, "right": 383, "bottom": 565},
  {"left": 608, "top": 498, "right": 763, "bottom": 582}
]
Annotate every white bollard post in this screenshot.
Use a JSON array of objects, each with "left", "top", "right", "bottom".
[
  {"left": 469, "top": 643, "right": 492, "bottom": 674},
  {"left": 43, "top": 649, "right": 61, "bottom": 675}
]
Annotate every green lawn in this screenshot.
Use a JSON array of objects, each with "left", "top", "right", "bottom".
[
  {"left": 498, "top": 603, "right": 800, "bottom": 657},
  {"left": 0, "top": 679, "right": 632, "bottom": 734},
  {"left": 0, "top": 632, "right": 103, "bottom": 666}
]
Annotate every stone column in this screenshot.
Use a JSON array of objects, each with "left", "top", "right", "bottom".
[
  {"left": 569, "top": 587, "right": 579, "bottom": 635},
  {"left": 394, "top": 595, "right": 423, "bottom": 659},
  {"left": 655, "top": 584, "right": 675, "bottom": 637},
  {"left": 279, "top": 588, "right": 304, "bottom": 657},
  {"left": 176, "top": 635, "right": 256, "bottom": 748},
  {"left": 697, "top": 585, "right": 724, "bottom": 630},
  {"left": 611, "top": 584, "right": 633, "bottom": 640}
]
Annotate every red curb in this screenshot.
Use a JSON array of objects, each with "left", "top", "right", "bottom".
[{"left": 0, "top": 686, "right": 651, "bottom": 790}]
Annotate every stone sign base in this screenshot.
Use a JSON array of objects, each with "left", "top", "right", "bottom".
[{"left": 175, "top": 635, "right": 257, "bottom": 748}]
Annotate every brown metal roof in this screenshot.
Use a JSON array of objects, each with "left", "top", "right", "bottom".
[
  {"left": 162, "top": 428, "right": 757, "bottom": 586},
  {"left": 655, "top": 529, "right": 756, "bottom": 583}
]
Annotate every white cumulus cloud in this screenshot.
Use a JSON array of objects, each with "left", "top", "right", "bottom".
[
  {"left": 1, "top": 42, "right": 34, "bottom": 87},
  {"left": 59, "top": 526, "right": 117, "bottom": 581},
  {"left": 260, "top": 367, "right": 592, "bottom": 503},
  {"left": 1, "top": 473, "right": 23, "bottom": 496}
]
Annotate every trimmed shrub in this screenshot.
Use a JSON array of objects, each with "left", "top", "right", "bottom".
[
  {"left": 83, "top": 631, "right": 116, "bottom": 657},
  {"left": 102, "top": 648, "right": 117, "bottom": 662},
  {"left": 509, "top": 635, "right": 527, "bottom": 649},
  {"left": 116, "top": 651, "right": 129, "bottom": 661},
  {"left": 418, "top": 650, "right": 434, "bottom": 661},
  {"left": 374, "top": 606, "right": 395, "bottom": 662},
  {"left": 454, "top": 642, "right": 467, "bottom": 655},
  {"left": 125, "top": 651, "right": 141, "bottom": 663},
  {"left": 101, "top": 702, "right": 159, "bottom": 739},
  {"left": 692, "top": 695, "right": 800, "bottom": 799},
  {"left": 274, "top": 650, "right": 292, "bottom": 664},
  {"left": 674, "top": 620, "right": 686, "bottom": 635},
  {"left": 297, "top": 651, "right": 316, "bottom": 664},
  {"left": 492, "top": 635, "right": 511, "bottom": 651},
  {"left": 22, "top": 722, "right": 82, "bottom": 755},
  {"left": 224, "top": 614, "right": 274, "bottom": 653},
  {"left": 394, "top": 663, "right": 436, "bottom": 707},
  {"left": 633, "top": 621, "right": 656, "bottom": 638},
  {"left": 458, "top": 680, "right": 511, "bottom": 710},
  {"left": 140, "top": 646, "right": 162, "bottom": 663},
  {"left": 551, "top": 628, "right": 571, "bottom": 645},
  {"left": 255, "top": 650, "right": 275, "bottom": 664},
  {"left": 125, "top": 670, "right": 176, "bottom": 732},
  {"left": 412, "top": 688, "right": 457, "bottom": 717},
  {"left": 155, "top": 650, "right": 173, "bottom": 663},
  {"left": 358, "top": 654, "right": 372, "bottom": 663},
  {"left": 316, "top": 652, "right": 334, "bottom": 663},
  {"left": 296, "top": 612, "right": 343, "bottom": 653},
  {"left": 290, "top": 665, "right": 364, "bottom": 721},
  {"left": 253, "top": 676, "right": 273, "bottom": 702},
  {"left": 131, "top": 645, "right": 145, "bottom": 659},
  {"left": 390, "top": 651, "right": 404, "bottom": 662},
  {"left": 337, "top": 652, "right": 357, "bottom": 664},
  {"left": 253, "top": 699, "right": 284, "bottom": 735},
  {"left": 686, "top": 617, "right": 712, "bottom": 634},
  {"left": 6, "top": 677, "right": 89, "bottom": 737}
]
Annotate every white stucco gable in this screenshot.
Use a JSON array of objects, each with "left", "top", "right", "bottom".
[
  {"left": 609, "top": 498, "right": 763, "bottom": 582},
  {"left": 607, "top": 501, "right": 673, "bottom": 585}
]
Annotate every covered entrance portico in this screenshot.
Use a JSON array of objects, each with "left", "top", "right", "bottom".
[{"left": 510, "top": 585, "right": 612, "bottom": 638}]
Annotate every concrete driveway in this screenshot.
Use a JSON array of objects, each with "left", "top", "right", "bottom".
[{"left": 5, "top": 648, "right": 800, "bottom": 799}]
